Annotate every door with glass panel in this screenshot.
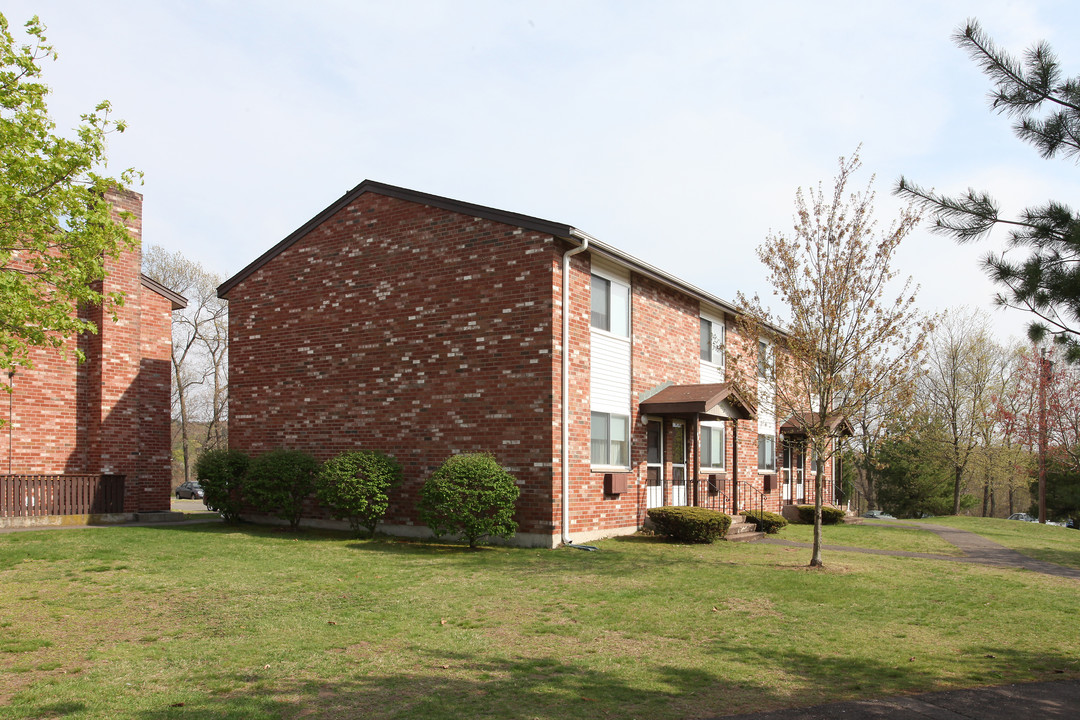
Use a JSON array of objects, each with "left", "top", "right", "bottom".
[
  {"left": 646, "top": 419, "right": 664, "bottom": 509},
  {"left": 782, "top": 440, "right": 793, "bottom": 504},
  {"left": 671, "top": 421, "right": 687, "bottom": 506},
  {"left": 794, "top": 442, "right": 805, "bottom": 502}
]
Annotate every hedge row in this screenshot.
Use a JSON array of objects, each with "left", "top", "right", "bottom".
[
  {"left": 795, "top": 504, "right": 846, "bottom": 525},
  {"left": 647, "top": 506, "right": 731, "bottom": 544},
  {"left": 194, "top": 448, "right": 518, "bottom": 545},
  {"left": 740, "top": 509, "right": 788, "bottom": 534}
]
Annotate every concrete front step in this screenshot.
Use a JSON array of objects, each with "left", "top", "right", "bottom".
[{"left": 725, "top": 516, "right": 764, "bottom": 542}]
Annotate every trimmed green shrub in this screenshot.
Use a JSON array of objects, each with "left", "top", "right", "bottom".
[
  {"left": 796, "top": 504, "right": 846, "bottom": 525},
  {"left": 194, "top": 448, "right": 250, "bottom": 523},
  {"left": 417, "top": 453, "right": 520, "bottom": 548},
  {"left": 740, "top": 509, "right": 788, "bottom": 534},
  {"left": 316, "top": 450, "right": 402, "bottom": 538},
  {"left": 647, "top": 506, "right": 731, "bottom": 544},
  {"left": 245, "top": 449, "right": 319, "bottom": 529}
]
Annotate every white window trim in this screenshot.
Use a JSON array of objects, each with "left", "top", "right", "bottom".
[
  {"left": 590, "top": 271, "right": 631, "bottom": 339},
  {"left": 757, "top": 433, "right": 776, "bottom": 473},
  {"left": 590, "top": 410, "right": 631, "bottom": 471},
  {"left": 700, "top": 420, "right": 726, "bottom": 472}
]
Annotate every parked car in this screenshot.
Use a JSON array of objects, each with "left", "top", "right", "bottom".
[
  {"left": 175, "top": 481, "right": 205, "bottom": 500},
  {"left": 863, "top": 510, "right": 896, "bottom": 519},
  {"left": 1007, "top": 512, "right": 1037, "bottom": 522}
]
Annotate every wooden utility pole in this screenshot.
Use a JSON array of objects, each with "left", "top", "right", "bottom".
[{"left": 1037, "top": 348, "right": 1048, "bottom": 524}]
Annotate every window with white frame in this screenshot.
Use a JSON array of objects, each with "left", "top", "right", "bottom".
[
  {"left": 591, "top": 274, "right": 629, "bottom": 337},
  {"left": 700, "top": 318, "right": 725, "bottom": 366},
  {"left": 757, "top": 338, "right": 771, "bottom": 377},
  {"left": 758, "top": 434, "right": 776, "bottom": 472},
  {"left": 700, "top": 421, "right": 726, "bottom": 470},
  {"left": 591, "top": 411, "right": 629, "bottom": 467}
]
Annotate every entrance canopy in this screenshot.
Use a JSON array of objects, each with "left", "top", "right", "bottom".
[{"left": 638, "top": 383, "right": 754, "bottom": 421}]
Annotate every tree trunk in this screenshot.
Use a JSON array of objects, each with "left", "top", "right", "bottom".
[
  {"left": 952, "top": 466, "right": 962, "bottom": 515},
  {"left": 810, "top": 466, "right": 824, "bottom": 567}
]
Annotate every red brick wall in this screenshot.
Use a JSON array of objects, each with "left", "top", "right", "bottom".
[
  {"left": 225, "top": 193, "right": 560, "bottom": 536},
  {"left": 0, "top": 189, "right": 174, "bottom": 513}
]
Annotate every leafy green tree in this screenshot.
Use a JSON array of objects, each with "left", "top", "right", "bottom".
[
  {"left": 245, "top": 449, "right": 318, "bottom": 530},
  {"left": 194, "top": 448, "right": 249, "bottom": 523},
  {"left": 418, "top": 453, "right": 519, "bottom": 548},
  {"left": 316, "top": 450, "right": 402, "bottom": 538},
  {"left": 876, "top": 417, "right": 964, "bottom": 518},
  {"left": 897, "top": 20, "right": 1080, "bottom": 360},
  {"left": 0, "top": 13, "right": 138, "bottom": 376}
]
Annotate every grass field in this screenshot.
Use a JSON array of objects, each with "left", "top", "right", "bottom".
[
  {"left": 0, "top": 521, "right": 1077, "bottom": 719},
  {"left": 775, "top": 522, "right": 964, "bottom": 555}
]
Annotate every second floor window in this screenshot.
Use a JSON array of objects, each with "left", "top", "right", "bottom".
[
  {"left": 700, "top": 318, "right": 725, "bottom": 365},
  {"left": 758, "top": 434, "right": 776, "bottom": 472},
  {"left": 591, "top": 274, "right": 629, "bottom": 337}
]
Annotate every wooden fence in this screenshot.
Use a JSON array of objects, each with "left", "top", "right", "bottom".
[{"left": 0, "top": 474, "right": 125, "bottom": 517}]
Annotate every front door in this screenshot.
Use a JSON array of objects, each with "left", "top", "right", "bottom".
[
  {"left": 782, "top": 441, "right": 793, "bottom": 504},
  {"left": 671, "top": 421, "right": 687, "bottom": 506},
  {"left": 794, "top": 443, "right": 805, "bottom": 503},
  {"left": 646, "top": 419, "right": 664, "bottom": 509}
]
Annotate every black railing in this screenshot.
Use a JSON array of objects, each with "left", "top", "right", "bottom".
[
  {"left": 737, "top": 480, "right": 767, "bottom": 519},
  {"left": 692, "top": 476, "right": 731, "bottom": 514}
]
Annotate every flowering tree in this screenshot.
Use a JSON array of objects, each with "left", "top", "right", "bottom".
[{"left": 733, "top": 150, "right": 932, "bottom": 567}]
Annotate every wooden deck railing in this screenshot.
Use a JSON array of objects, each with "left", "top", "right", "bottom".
[{"left": 0, "top": 474, "right": 125, "bottom": 517}]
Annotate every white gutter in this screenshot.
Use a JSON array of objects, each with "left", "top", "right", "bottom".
[{"left": 561, "top": 228, "right": 593, "bottom": 546}]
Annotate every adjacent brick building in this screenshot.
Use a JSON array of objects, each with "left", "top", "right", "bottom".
[
  {"left": 218, "top": 181, "right": 840, "bottom": 546},
  {"left": 1, "top": 190, "right": 185, "bottom": 516}
]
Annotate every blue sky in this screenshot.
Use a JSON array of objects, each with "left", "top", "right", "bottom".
[{"left": 10, "top": 0, "right": 1080, "bottom": 342}]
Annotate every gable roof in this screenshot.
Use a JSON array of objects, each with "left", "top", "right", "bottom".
[
  {"left": 216, "top": 180, "right": 575, "bottom": 298},
  {"left": 637, "top": 383, "right": 755, "bottom": 420},
  {"left": 140, "top": 273, "right": 187, "bottom": 310},
  {"left": 215, "top": 180, "right": 741, "bottom": 319}
]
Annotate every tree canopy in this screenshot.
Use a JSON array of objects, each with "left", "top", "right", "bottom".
[
  {"left": 897, "top": 19, "right": 1080, "bottom": 360},
  {"left": 0, "top": 13, "right": 137, "bottom": 374}
]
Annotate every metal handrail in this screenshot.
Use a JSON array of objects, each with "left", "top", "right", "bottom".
[{"left": 737, "top": 480, "right": 767, "bottom": 521}]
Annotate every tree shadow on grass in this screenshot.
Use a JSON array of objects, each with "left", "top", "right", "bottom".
[
  {"left": 123, "top": 649, "right": 780, "bottom": 720},
  {"left": 58, "top": 643, "right": 1064, "bottom": 720}
]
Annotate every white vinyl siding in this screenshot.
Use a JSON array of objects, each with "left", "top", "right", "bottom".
[
  {"left": 590, "top": 331, "right": 631, "bottom": 415},
  {"left": 590, "top": 262, "right": 632, "bottom": 468}
]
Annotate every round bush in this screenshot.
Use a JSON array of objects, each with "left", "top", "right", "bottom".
[
  {"left": 194, "top": 448, "right": 250, "bottom": 523},
  {"left": 647, "top": 506, "right": 731, "bottom": 544},
  {"left": 417, "top": 453, "right": 520, "bottom": 548},
  {"left": 796, "top": 504, "right": 846, "bottom": 525},
  {"left": 245, "top": 449, "right": 319, "bottom": 529},
  {"left": 316, "top": 450, "right": 402, "bottom": 538},
  {"left": 740, "top": 509, "right": 788, "bottom": 534}
]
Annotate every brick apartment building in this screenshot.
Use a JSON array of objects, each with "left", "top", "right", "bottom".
[
  {"left": 1, "top": 190, "right": 185, "bottom": 516},
  {"left": 218, "top": 181, "right": 840, "bottom": 546}
]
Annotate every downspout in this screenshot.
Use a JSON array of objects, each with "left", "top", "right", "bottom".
[{"left": 561, "top": 229, "right": 593, "bottom": 546}]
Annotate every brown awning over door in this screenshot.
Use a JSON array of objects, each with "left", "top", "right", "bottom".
[{"left": 638, "top": 383, "right": 754, "bottom": 420}]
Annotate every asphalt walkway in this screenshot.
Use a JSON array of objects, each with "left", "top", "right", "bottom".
[{"left": 761, "top": 520, "right": 1080, "bottom": 580}]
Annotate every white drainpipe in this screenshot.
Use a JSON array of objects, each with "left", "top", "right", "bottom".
[{"left": 561, "top": 229, "right": 593, "bottom": 546}]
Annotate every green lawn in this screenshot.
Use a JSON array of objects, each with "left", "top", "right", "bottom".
[
  {"left": 913, "top": 516, "right": 1080, "bottom": 570},
  {"left": 776, "top": 522, "right": 964, "bottom": 555},
  {"left": 1, "top": 523, "right": 1078, "bottom": 719}
]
